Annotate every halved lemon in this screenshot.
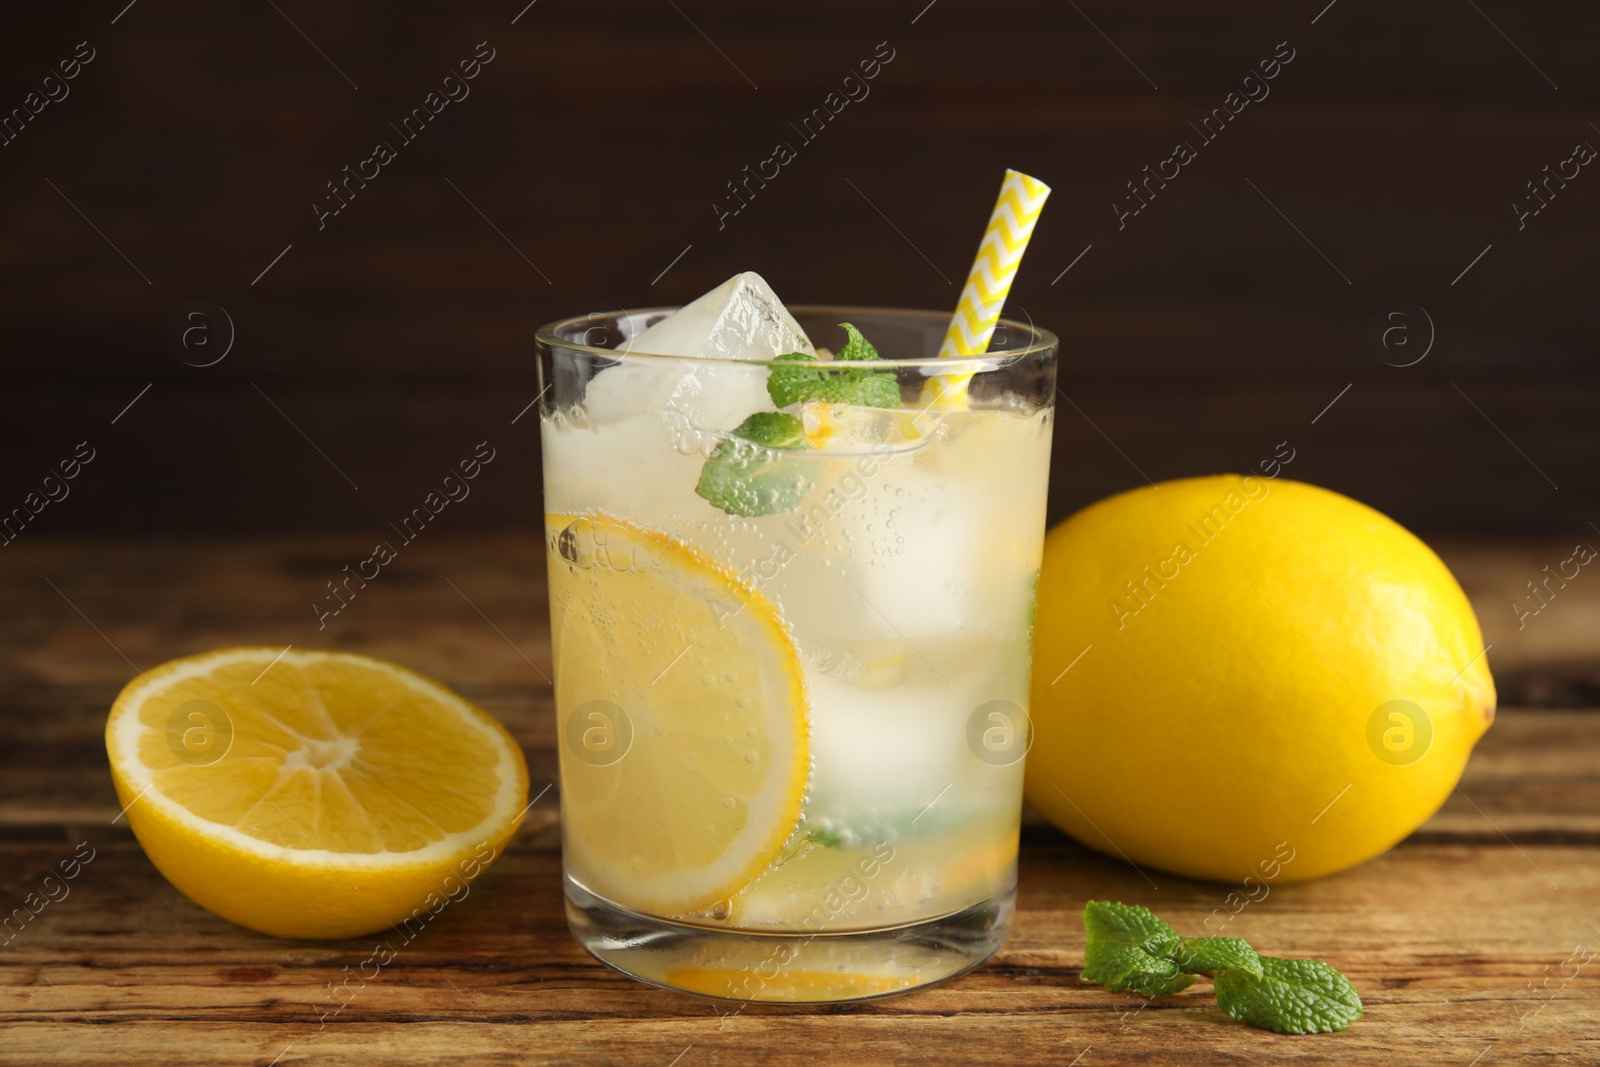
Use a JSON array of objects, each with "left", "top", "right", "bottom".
[
  {"left": 105, "top": 647, "right": 529, "bottom": 939},
  {"left": 547, "top": 513, "right": 809, "bottom": 916}
]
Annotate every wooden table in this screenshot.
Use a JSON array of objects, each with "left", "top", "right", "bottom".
[{"left": 2, "top": 534, "right": 1596, "bottom": 1065}]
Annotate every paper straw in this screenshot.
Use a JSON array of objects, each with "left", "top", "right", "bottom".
[{"left": 923, "top": 169, "right": 1052, "bottom": 408}]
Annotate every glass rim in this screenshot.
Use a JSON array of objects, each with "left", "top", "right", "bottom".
[{"left": 535, "top": 304, "right": 1059, "bottom": 372}]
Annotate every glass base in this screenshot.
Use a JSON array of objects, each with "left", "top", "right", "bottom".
[{"left": 565, "top": 873, "right": 1015, "bottom": 1004}]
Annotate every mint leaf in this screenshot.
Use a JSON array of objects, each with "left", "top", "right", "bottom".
[
  {"left": 766, "top": 353, "right": 902, "bottom": 409},
  {"left": 1081, "top": 901, "right": 1194, "bottom": 996},
  {"left": 1214, "top": 956, "right": 1363, "bottom": 1035},
  {"left": 1080, "top": 933, "right": 1178, "bottom": 993},
  {"left": 1125, "top": 965, "right": 1199, "bottom": 997},
  {"left": 695, "top": 413, "right": 812, "bottom": 517},
  {"left": 725, "top": 411, "right": 805, "bottom": 449},
  {"left": 834, "top": 322, "right": 879, "bottom": 361},
  {"left": 805, "top": 825, "right": 848, "bottom": 849},
  {"left": 1173, "top": 937, "right": 1262, "bottom": 977},
  {"left": 1084, "top": 900, "right": 1178, "bottom": 947},
  {"left": 767, "top": 353, "right": 824, "bottom": 408},
  {"left": 765, "top": 324, "right": 900, "bottom": 410}
]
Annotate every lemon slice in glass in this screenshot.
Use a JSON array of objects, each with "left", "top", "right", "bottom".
[{"left": 547, "top": 513, "right": 809, "bottom": 916}]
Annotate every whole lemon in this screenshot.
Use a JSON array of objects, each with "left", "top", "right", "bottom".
[{"left": 1025, "top": 475, "right": 1495, "bottom": 883}]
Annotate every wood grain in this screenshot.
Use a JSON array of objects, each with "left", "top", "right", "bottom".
[
  {"left": 1, "top": 534, "right": 1597, "bottom": 1064},
  {"left": 0, "top": 1, "right": 1597, "bottom": 537}
]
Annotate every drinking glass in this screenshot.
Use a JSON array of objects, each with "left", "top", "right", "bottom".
[{"left": 537, "top": 307, "right": 1056, "bottom": 1002}]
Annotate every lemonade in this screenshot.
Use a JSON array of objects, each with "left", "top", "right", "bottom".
[{"left": 538, "top": 275, "right": 1056, "bottom": 1001}]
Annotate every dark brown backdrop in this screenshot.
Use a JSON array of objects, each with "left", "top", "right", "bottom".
[{"left": 2, "top": 0, "right": 1596, "bottom": 539}]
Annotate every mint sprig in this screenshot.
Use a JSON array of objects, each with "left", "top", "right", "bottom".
[
  {"left": 766, "top": 323, "right": 900, "bottom": 410},
  {"left": 696, "top": 323, "right": 900, "bottom": 518},
  {"left": 694, "top": 412, "right": 812, "bottom": 517},
  {"left": 1081, "top": 901, "right": 1361, "bottom": 1035}
]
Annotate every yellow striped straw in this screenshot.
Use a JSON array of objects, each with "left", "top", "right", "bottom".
[{"left": 924, "top": 169, "right": 1052, "bottom": 408}]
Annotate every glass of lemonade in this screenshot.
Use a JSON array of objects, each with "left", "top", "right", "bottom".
[{"left": 537, "top": 274, "right": 1056, "bottom": 1002}]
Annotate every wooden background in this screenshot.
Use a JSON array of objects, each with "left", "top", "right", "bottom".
[{"left": 0, "top": 0, "right": 1596, "bottom": 539}]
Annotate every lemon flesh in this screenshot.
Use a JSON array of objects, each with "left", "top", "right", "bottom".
[
  {"left": 547, "top": 513, "right": 809, "bottom": 916},
  {"left": 105, "top": 647, "right": 529, "bottom": 939},
  {"left": 1026, "top": 476, "right": 1495, "bottom": 883}
]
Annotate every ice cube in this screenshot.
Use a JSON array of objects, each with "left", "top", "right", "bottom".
[
  {"left": 622, "top": 271, "right": 811, "bottom": 362},
  {"left": 804, "top": 670, "right": 986, "bottom": 811},
  {"left": 582, "top": 272, "right": 810, "bottom": 436},
  {"left": 801, "top": 403, "right": 937, "bottom": 455}
]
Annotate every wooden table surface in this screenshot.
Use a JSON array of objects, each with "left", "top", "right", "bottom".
[{"left": 1, "top": 534, "right": 1596, "bottom": 1065}]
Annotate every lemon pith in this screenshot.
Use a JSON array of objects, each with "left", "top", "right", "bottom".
[
  {"left": 105, "top": 647, "right": 529, "bottom": 939},
  {"left": 1025, "top": 475, "right": 1496, "bottom": 883},
  {"left": 547, "top": 513, "right": 809, "bottom": 916}
]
